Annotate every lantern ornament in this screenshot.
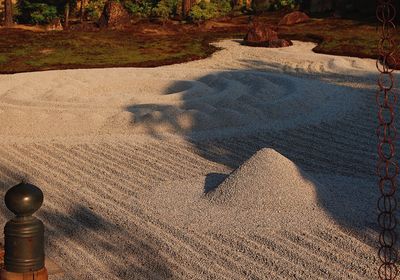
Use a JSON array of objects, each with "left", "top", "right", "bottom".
[{"left": 1, "top": 182, "right": 48, "bottom": 280}]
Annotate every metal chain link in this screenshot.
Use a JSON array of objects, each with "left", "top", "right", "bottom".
[{"left": 376, "top": 0, "right": 398, "bottom": 279}]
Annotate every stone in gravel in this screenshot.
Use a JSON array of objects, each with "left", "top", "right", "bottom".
[
  {"left": 244, "top": 21, "right": 278, "bottom": 44},
  {"left": 243, "top": 21, "right": 292, "bottom": 48},
  {"left": 267, "top": 38, "right": 293, "bottom": 48},
  {"left": 278, "top": 11, "right": 310, "bottom": 26}
]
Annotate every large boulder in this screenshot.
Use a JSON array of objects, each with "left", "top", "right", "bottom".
[
  {"left": 243, "top": 21, "right": 292, "bottom": 48},
  {"left": 268, "top": 39, "right": 293, "bottom": 48},
  {"left": 98, "top": 0, "right": 130, "bottom": 29},
  {"left": 278, "top": 11, "right": 310, "bottom": 26},
  {"left": 244, "top": 21, "right": 278, "bottom": 43}
]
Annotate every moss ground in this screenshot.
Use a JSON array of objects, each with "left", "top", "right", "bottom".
[{"left": 0, "top": 13, "right": 397, "bottom": 73}]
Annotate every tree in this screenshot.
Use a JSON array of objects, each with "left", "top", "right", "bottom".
[
  {"left": 182, "top": 0, "right": 191, "bottom": 18},
  {"left": 64, "top": 0, "right": 70, "bottom": 28},
  {"left": 80, "top": 0, "right": 84, "bottom": 21},
  {"left": 4, "top": 0, "right": 13, "bottom": 26}
]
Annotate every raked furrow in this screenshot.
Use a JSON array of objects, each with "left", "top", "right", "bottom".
[
  {"left": 209, "top": 231, "right": 322, "bottom": 279},
  {"left": 0, "top": 150, "right": 222, "bottom": 279},
  {"left": 248, "top": 232, "right": 357, "bottom": 279},
  {"left": 111, "top": 142, "right": 182, "bottom": 180},
  {"left": 281, "top": 230, "right": 376, "bottom": 277},
  {"left": 0, "top": 142, "right": 269, "bottom": 279},
  {"left": 0, "top": 98, "right": 384, "bottom": 280},
  {"left": 161, "top": 140, "right": 224, "bottom": 171},
  {"left": 48, "top": 143, "right": 154, "bottom": 191},
  {"left": 190, "top": 230, "right": 285, "bottom": 280},
  {"left": 273, "top": 230, "right": 372, "bottom": 279}
]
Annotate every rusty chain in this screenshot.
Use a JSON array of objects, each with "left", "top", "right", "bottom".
[{"left": 376, "top": 0, "right": 398, "bottom": 279}]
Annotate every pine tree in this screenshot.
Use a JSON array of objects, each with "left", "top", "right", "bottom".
[
  {"left": 4, "top": 0, "right": 13, "bottom": 26},
  {"left": 182, "top": 0, "right": 191, "bottom": 18},
  {"left": 80, "top": 0, "right": 85, "bottom": 22},
  {"left": 64, "top": 0, "right": 70, "bottom": 28}
]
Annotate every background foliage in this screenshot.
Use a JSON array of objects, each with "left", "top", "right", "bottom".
[
  {"left": 190, "top": 0, "right": 232, "bottom": 22},
  {"left": 16, "top": 0, "right": 77, "bottom": 23},
  {"left": 272, "top": 0, "right": 300, "bottom": 10},
  {"left": 13, "top": 0, "right": 306, "bottom": 24},
  {"left": 86, "top": 0, "right": 107, "bottom": 20}
]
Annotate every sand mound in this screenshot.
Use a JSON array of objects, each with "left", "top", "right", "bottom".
[
  {"left": 141, "top": 148, "right": 330, "bottom": 233},
  {"left": 207, "top": 148, "right": 319, "bottom": 209}
]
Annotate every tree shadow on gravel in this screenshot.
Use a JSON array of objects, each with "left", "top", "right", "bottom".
[
  {"left": 0, "top": 175, "right": 173, "bottom": 280},
  {"left": 39, "top": 205, "right": 174, "bottom": 280},
  {"left": 126, "top": 65, "right": 387, "bottom": 248}
]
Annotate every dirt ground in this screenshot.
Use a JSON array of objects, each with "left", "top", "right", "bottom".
[{"left": 0, "top": 12, "right": 398, "bottom": 73}]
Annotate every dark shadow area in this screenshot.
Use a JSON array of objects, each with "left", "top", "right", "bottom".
[
  {"left": 40, "top": 205, "right": 173, "bottom": 279},
  {"left": 308, "top": 174, "right": 381, "bottom": 239},
  {"left": 204, "top": 173, "right": 229, "bottom": 194},
  {"left": 127, "top": 104, "right": 186, "bottom": 140},
  {"left": 125, "top": 61, "right": 397, "bottom": 248},
  {"left": 0, "top": 171, "right": 173, "bottom": 279}
]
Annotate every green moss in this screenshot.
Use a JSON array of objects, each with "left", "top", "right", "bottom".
[
  {"left": 13, "top": 49, "right": 31, "bottom": 56},
  {"left": 0, "top": 29, "right": 216, "bottom": 72},
  {"left": 0, "top": 54, "right": 8, "bottom": 64},
  {"left": 0, "top": 14, "right": 397, "bottom": 73}
]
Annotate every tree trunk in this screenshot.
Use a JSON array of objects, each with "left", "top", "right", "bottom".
[
  {"left": 64, "top": 0, "right": 70, "bottom": 29},
  {"left": 80, "top": 0, "right": 85, "bottom": 22},
  {"left": 233, "top": 0, "right": 242, "bottom": 6},
  {"left": 182, "top": 0, "right": 191, "bottom": 18},
  {"left": 4, "top": 0, "right": 13, "bottom": 27}
]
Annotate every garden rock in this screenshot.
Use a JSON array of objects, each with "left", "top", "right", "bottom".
[
  {"left": 278, "top": 11, "right": 310, "bottom": 26},
  {"left": 243, "top": 21, "right": 292, "bottom": 48},
  {"left": 98, "top": 0, "right": 130, "bottom": 29},
  {"left": 268, "top": 39, "right": 293, "bottom": 48},
  {"left": 244, "top": 21, "right": 278, "bottom": 44}
]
